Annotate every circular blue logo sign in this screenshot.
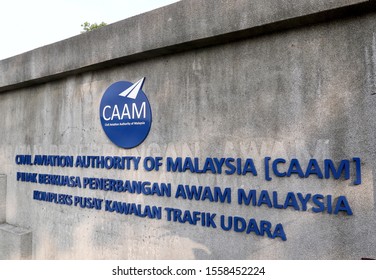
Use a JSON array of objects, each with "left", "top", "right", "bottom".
[{"left": 99, "top": 78, "right": 152, "bottom": 149}]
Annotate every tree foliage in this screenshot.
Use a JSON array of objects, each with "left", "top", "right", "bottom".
[{"left": 81, "top": 22, "right": 107, "bottom": 33}]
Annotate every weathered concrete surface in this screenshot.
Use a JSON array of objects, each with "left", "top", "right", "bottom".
[
  {"left": 0, "top": 175, "right": 5, "bottom": 223},
  {"left": 0, "top": 0, "right": 375, "bottom": 92},
  {"left": 0, "top": 223, "right": 32, "bottom": 260},
  {"left": 0, "top": 0, "right": 376, "bottom": 260}
]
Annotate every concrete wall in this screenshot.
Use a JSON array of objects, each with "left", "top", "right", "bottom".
[
  {"left": 0, "top": 175, "right": 5, "bottom": 223},
  {"left": 0, "top": 0, "right": 376, "bottom": 259},
  {"left": 0, "top": 224, "right": 32, "bottom": 260}
]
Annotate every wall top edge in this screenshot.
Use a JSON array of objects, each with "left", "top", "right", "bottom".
[{"left": 0, "top": 0, "right": 374, "bottom": 92}]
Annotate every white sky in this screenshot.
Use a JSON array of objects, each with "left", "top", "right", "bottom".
[{"left": 0, "top": 0, "right": 180, "bottom": 60}]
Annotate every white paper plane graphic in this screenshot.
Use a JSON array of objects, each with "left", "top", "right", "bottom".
[{"left": 118, "top": 77, "right": 145, "bottom": 99}]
